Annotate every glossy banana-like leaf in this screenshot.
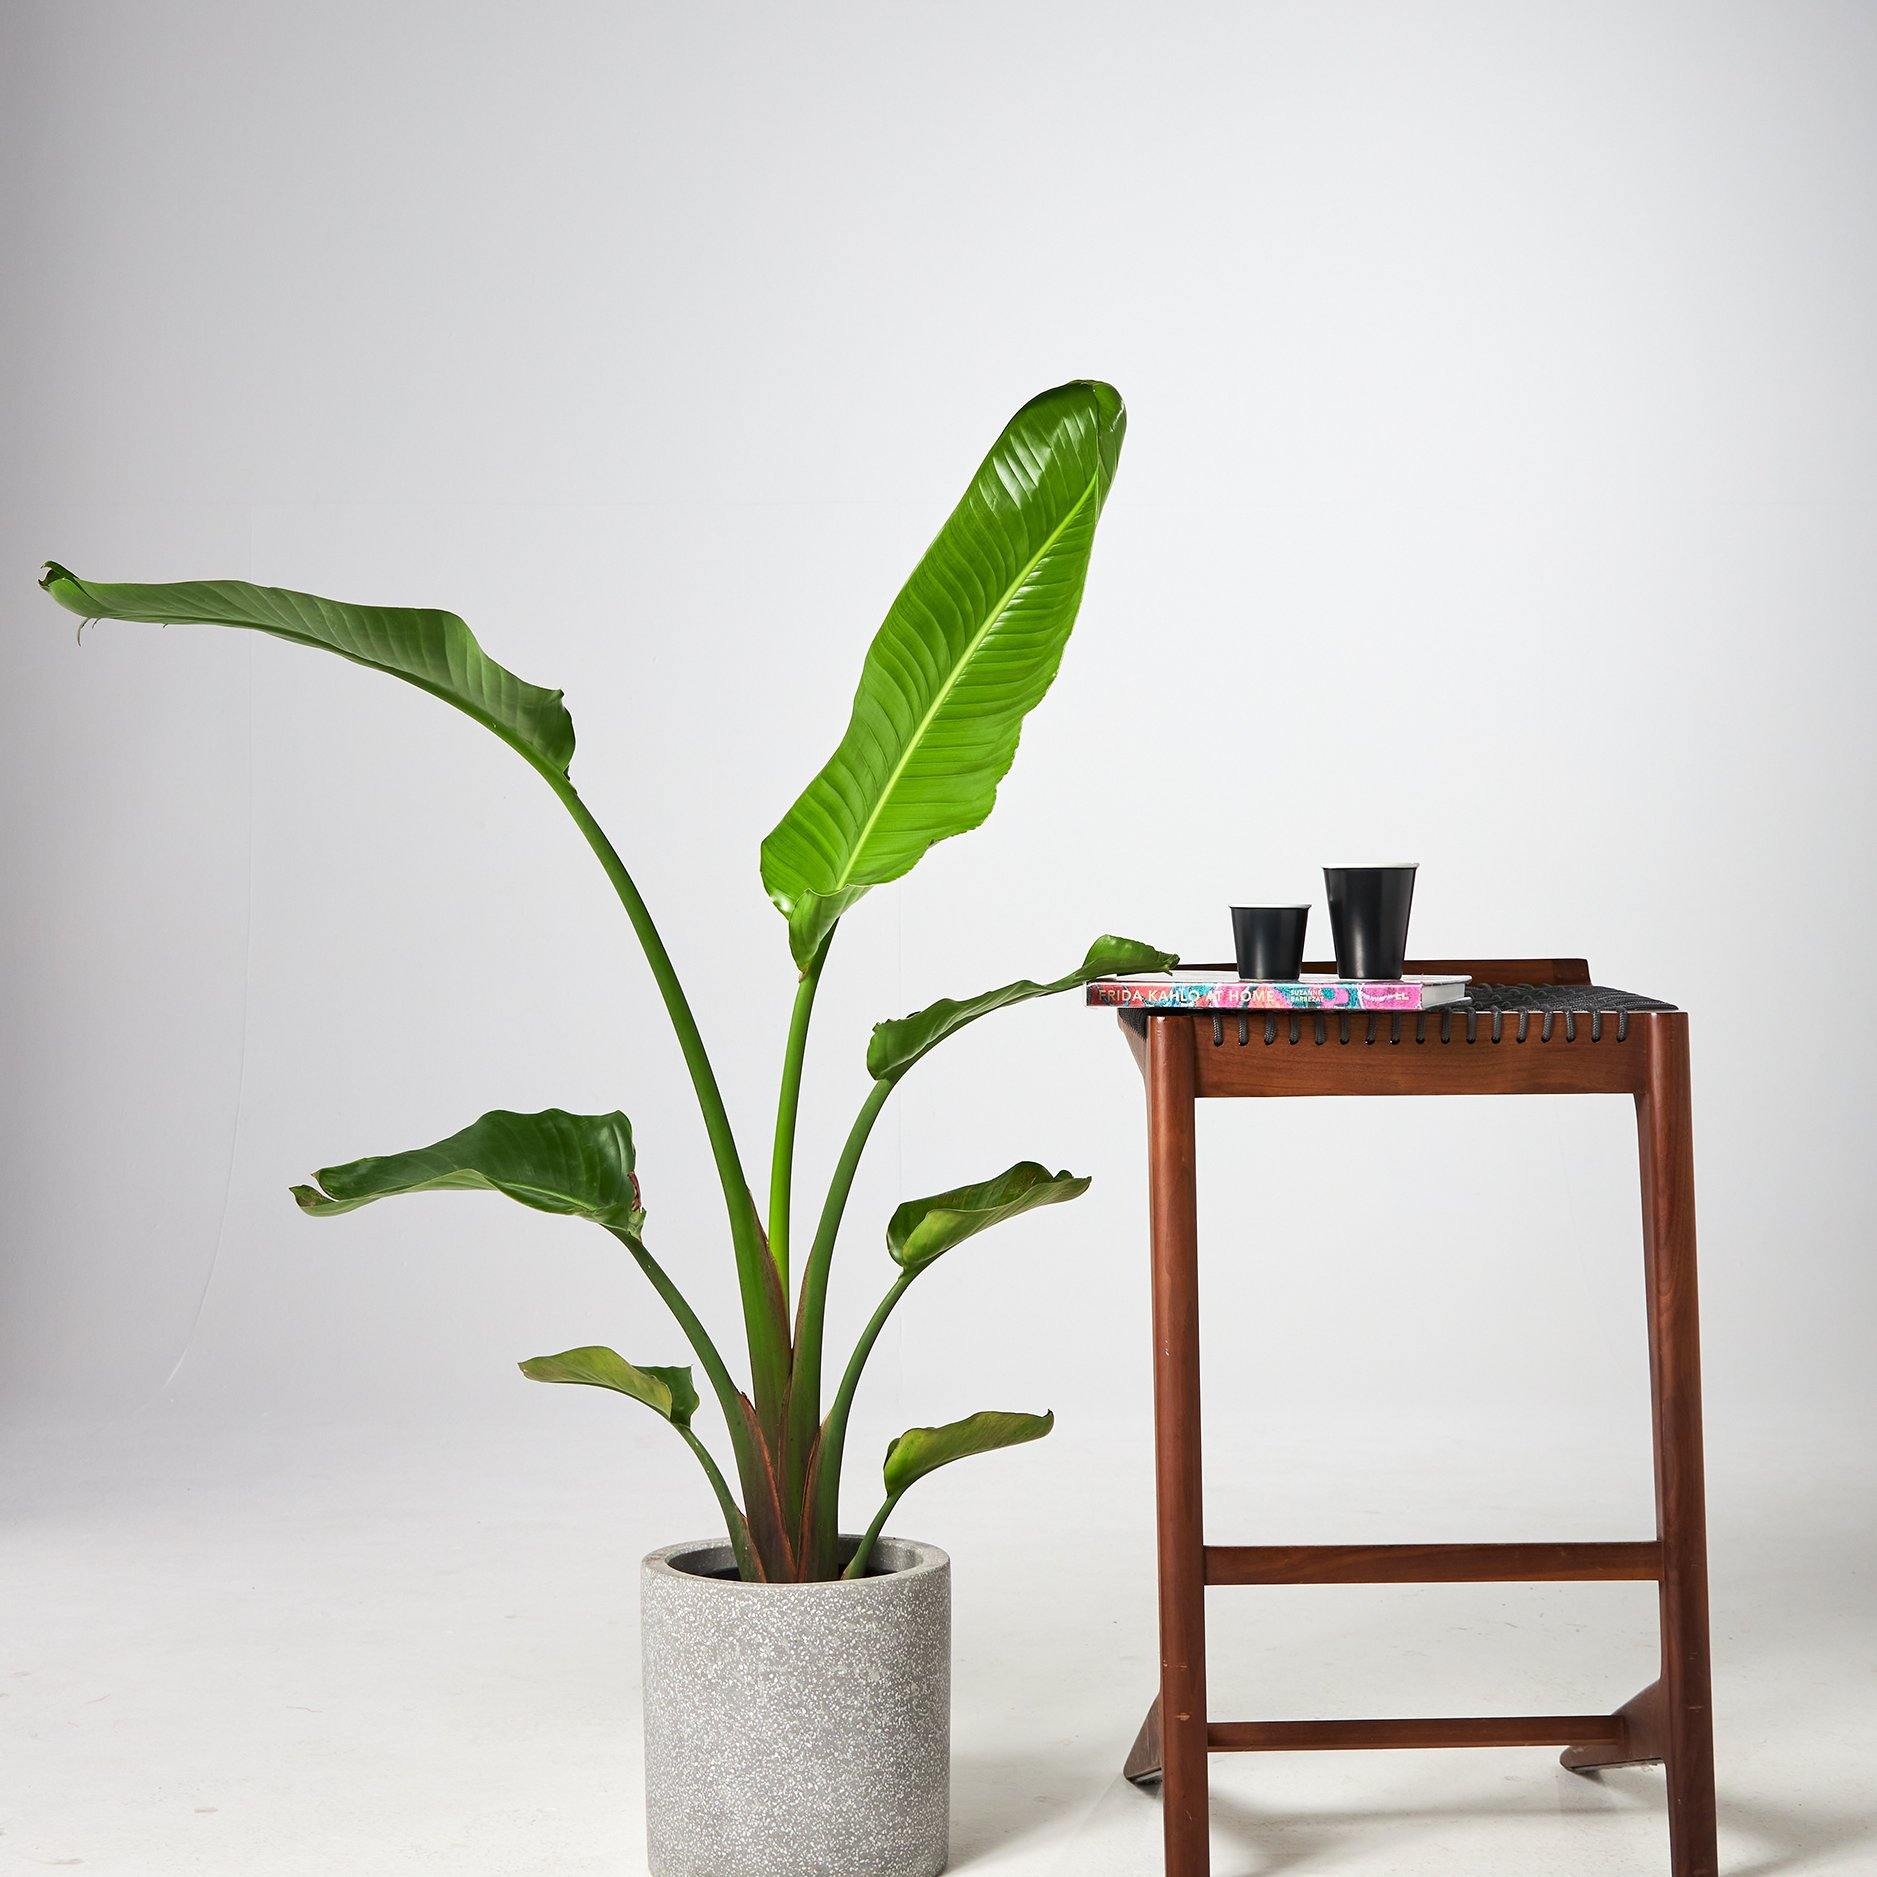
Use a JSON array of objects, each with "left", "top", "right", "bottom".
[
  {"left": 761, "top": 382, "right": 1127, "bottom": 967},
  {"left": 887, "top": 1162, "right": 1089, "bottom": 1274},
  {"left": 884, "top": 1409, "right": 1055, "bottom": 1499},
  {"left": 519, "top": 1346, "right": 699, "bottom": 1424},
  {"left": 39, "top": 564, "right": 575, "bottom": 778},
  {"left": 292, "top": 1107, "right": 645, "bottom": 1234},
  {"left": 867, "top": 934, "right": 1177, "bottom": 1081}
]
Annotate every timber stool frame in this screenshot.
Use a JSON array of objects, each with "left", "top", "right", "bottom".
[{"left": 1117, "top": 958, "right": 1716, "bottom": 1877}]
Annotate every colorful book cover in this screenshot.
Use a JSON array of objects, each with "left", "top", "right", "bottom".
[{"left": 1086, "top": 973, "right": 1469, "bottom": 1012}]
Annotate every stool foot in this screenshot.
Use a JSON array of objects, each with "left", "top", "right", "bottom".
[
  {"left": 1124, "top": 1693, "right": 1164, "bottom": 1787},
  {"left": 1561, "top": 1678, "right": 1667, "bottom": 1772}
]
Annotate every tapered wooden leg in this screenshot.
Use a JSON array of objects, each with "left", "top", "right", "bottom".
[
  {"left": 1145, "top": 1018, "right": 1208, "bottom": 1875},
  {"left": 1124, "top": 1693, "right": 1165, "bottom": 1786},
  {"left": 1561, "top": 1677, "right": 1667, "bottom": 1772},
  {"left": 1637, "top": 1015, "right": 1718, "bottom": 1877}
]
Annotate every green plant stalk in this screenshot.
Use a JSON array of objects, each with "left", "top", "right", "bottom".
[
  {"left": 613, "top": 1229, "right": 777, "bottom": 1573},
  {"left": 538, "top": 765, "right": 790, "bottom": 1440},
  {"left": 675, "top": 1426, "right": 760, "bottom": 1581},
  {"left": 843, "top": 1493, "right": 900, "bottom": 1580},
  {"left": 612, "top": 1231, "right": 743, "bottom": 1428},
  {"left": 783, "top": 1077, "right": 894, "bottom": 1509},
  {"left": 767, "top": 931, "right": 831, "bottom": 1296},
  {"left": 811, "top": 1266, "right": 916, "bottom": 1552}
]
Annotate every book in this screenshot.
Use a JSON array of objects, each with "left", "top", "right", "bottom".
[{"left": 1086, "top": 971, "right": 1471, "bottom": 1012}]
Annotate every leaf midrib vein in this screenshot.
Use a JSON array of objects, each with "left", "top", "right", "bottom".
[{"left": 825, "top": 469, "right": 1101, "bottom": 893}]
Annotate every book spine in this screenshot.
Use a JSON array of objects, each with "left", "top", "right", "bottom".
[{"left": 1086, "top": 981, "right": 1434, "bottom": 1011}]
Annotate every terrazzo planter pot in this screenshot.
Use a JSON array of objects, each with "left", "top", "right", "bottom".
[{"left": 641, "top": 1536, "right": 951, "bottom": 1877}]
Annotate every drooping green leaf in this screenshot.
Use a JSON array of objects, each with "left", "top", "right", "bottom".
[
  {"left": 37, "top": 561, "right": 799, "bottom": 1497},
  {"left": 761, "top": 382, "right": 1127, "bottom": 967},
  {"left": 291, "top": 1107, "right": 645, "bottom": 1234},
  {"left": 882, "top": 1409, "right": 1055, "bottom": 1500},
  {"left": 520, "top": 1347, "right": 756, "bottom": 1580},
  {"left": 518, "top": 1346, "right": 699, "bottom": 1425},
  {"left": 887, "top": 1162, "right": 1089, "bottom": 1273},
  {"left": 39, "top": 564, "right": 575, "bottom": 778},
  {"left": 867, "top": 934, "right": 1177, "bottom": 1081}
]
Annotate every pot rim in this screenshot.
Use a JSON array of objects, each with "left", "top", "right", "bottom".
[{"left": 643, "top": 1534, "right": 948, "bottom": 1590}]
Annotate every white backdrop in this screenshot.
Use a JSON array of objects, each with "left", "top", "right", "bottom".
[
  {"left": 6, "top": 6, "right": 1876, "bottom": 1872},
  {"left": 3, "top": 14, "right": 1877, "bottom": 1877}
]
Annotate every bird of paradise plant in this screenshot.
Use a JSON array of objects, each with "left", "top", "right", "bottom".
[{"left": 40, "top": 380, "right": 1172, "bottom": 1582}]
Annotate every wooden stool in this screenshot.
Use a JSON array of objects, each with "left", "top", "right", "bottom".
[{"left": 1117, "top": 958, "right": 1717, "bottom": 1877}]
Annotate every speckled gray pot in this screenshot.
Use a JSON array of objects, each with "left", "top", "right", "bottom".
[{"left": 640, "top": 1536, "right": 950, "bottom": 1877}]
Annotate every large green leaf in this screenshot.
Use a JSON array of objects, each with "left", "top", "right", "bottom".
[
  {"left": 39, "top": 564, "right": 575, "bottom": 778},
  {"left": 761, "top": 381, "right": 1127, "bottom": 967},
  {"left": 518, "top": 1346, "right": 699, "bottom": 1425},
  {"left": 867, "top": 934, "right": 1177, "bottom": 1082},
  {"left": 887, "top": 1162, "right": 1089, "bottom": 1273},
  {"left": 291, "top": 1107, "right": 645, "bottom": 1234},
  {"left": 882, "top": 1409, "right": 1055, "bottom": 1499}
]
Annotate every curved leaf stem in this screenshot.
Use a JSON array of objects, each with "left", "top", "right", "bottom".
[
  {"left": 843, "top": 1494, "right": 900, "bottom": 1580},
  {"left": 617, "top": 1229, "right": 778, "bottom": 1580},
  {"left": 612, "top": 1230, "right": 741, "bottom": 1425},
  {"left": 536, "top": 765, "right": 790, "bottom": 1431},
  {"left": 812, "top": 1266, "right": 915, "bottom": 1548},
  {"left": 767, "top": 931, "right": 831, "bottom": 1298},
  {"left": 783, "top": 1077, "right": 893, "bottom": 1506},
  {"left": 676, "top": 1426, "right": 761, "bottom": 1581}
]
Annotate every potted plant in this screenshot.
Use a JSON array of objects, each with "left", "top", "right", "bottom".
[{"left": 39, "top": 379, "right": 1173, "bottom": 1877}]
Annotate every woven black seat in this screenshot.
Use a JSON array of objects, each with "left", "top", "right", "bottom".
[{"left": 1463, "top": 983, "right": 1675, "bottom": 1013}]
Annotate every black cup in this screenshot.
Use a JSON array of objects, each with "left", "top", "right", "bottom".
[
  {"left": 1323, "top": 865, "right": 1417, "bottom": 980},
  {"left": 1230, "top": 905, "right": 1310, "bottom": 980}
]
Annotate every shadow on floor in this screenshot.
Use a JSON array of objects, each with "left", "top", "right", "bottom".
[
  {"left": 949, "top": 1745, "right": 1104, "bottom": 1870},
  {"left": 1185, "top": 1767, "right": 1877, "bottom": 1877}
]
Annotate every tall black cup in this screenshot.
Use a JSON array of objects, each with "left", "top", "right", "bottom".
[{"left": 1324, "top": 865, "right": 1417, "bottom": 980}]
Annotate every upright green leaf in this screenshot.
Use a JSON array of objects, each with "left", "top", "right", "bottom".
[
  {"left": 887, "top": 1163, "right": 1089, "bottom": 1273},
  {"left": 292, "top": 1107, "right": 645, "bottom": 1234},
  {"left": 519, "top": 1346, "right": 698, "bottom": 1424},
  {"left": 39, "top": 565, "right": 575, "bottom": 778},
  {"left": 883, "top": 1409, "right": 1056, "bottom": 1499},
  {"left": 845, "top": 1407, "right": 1055, "bottom": 1577},
  {"left": 867, "top": 934, "right": 1177, "bottom": 1081},
  {"left": 761, "top": 381, "right": 1127, "bottom": 966}
]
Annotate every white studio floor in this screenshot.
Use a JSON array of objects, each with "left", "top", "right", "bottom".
[{"left": 3, "top": 1403, "right": 1870, "bottom": 1877}]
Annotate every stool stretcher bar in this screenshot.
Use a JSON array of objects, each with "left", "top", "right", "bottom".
[
  {"left": 1126, "top": 1690, "right": 1667, "bottom": 1783},
  {"left": 1205, "top": 1540, "right": 1663, "bottom": 1586},
  {"left": 1209, "top": 1715, "right": 1627, "bottom": 1753}
]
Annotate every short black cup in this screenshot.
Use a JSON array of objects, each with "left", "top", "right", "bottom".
[
  {"left": 1323, "top": 865, "right": 1417, "bottom": 980},
  {"left": 1230, "top": 905, "right": 1310, "bottom": 980}
]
